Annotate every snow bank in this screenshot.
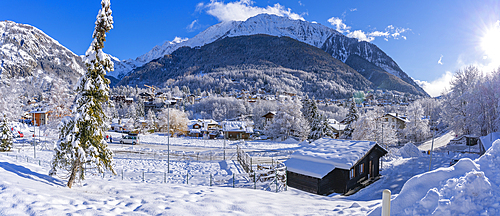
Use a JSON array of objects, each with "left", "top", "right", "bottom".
[
  {"left": 369, "top": 140, "right": 500, "bottom": 215},
  {"left": 398, "top": 143, "right": 422, "bottom": 158}
]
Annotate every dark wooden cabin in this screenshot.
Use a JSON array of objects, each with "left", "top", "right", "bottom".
[{"left": 285, "top": 138, "right": 387, "bottom": 195}]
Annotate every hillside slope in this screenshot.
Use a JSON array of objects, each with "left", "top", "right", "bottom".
[
  {"left": 118, "top": 34, "right": 373, "bottom": 98},
  {"left": 0, "top": 21, "right": 84, "bottom": 84}
]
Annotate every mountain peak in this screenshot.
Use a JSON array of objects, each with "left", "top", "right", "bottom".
[{"left": 0, "top": 20, "right": 85, "bottom": 81}]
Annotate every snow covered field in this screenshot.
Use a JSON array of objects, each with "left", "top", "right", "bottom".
[{"left": 2, "top": 122, "right": 500, "bottom": 215}]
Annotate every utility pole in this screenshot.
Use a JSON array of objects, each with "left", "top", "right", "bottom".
[
  {"left": 429, "top": 121, "right": 437, "bottom": 171},
  {"left": 167, "top": 102, "right": 170, "bottom": 173},
  {"left": 167, "top": 100, "right": 177, "bottom": 173},
  {"left": 223, "top": 119, "right": 226, "bottom": 161}
]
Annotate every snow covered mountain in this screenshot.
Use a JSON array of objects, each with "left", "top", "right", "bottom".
[
  {"left": 0, "top": 21, "right": 85, "bottom": 83},
  {"left": 119, "top": 14, "right": 426, "bottom": 96}
]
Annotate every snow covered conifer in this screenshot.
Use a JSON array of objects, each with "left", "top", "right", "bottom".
[
  {"left": 340, "top": 99, "right": 359, "bottom": 139},
  {"left": 307, "top": 99, "right": 333, "bottom": 140},
  {"left": 50, "top": 0, "right": 115, "bottom": 188},
  {"left": 0, "top": 116, "right": 13, "bottom": 152}
]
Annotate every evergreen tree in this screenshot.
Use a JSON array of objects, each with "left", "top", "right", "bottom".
[
  {"left": 0, "top": 116, "right": 13, "bottom": 152},
  {"left": 340, "top": 99, "right": 359, "bottom": 139},
  {"left": 307, "top": 99, "right": 333, "bottom": 140},
  {"left": 49, "top": 0, "right": 115, "bottom": 188},
  {"left": 301, "top": 96, "right": 313, "bottom": 125}
]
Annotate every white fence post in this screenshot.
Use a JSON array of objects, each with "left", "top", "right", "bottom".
[{"left": 382, "top": 189, "right": 391, "bottom": 216}]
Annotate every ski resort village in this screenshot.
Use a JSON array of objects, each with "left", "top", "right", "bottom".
[{"left": 2, "top": 0, "right": 500, "bottom": 215}]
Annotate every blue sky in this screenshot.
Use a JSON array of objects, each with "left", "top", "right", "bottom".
[{"left": 2, "top": 0, "right": 500, "bottom": 96}]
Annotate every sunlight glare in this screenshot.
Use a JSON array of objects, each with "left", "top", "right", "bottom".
[{"left": 481, "top": 21, "right": 500, "bottom": 65}]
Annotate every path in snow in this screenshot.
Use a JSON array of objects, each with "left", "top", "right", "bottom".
[{"left": 418, "top": 130, "right": 455, "bottom": 151}]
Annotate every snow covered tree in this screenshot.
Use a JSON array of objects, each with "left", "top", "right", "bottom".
[
  {"left": 340, "top": 99, "right": 359, "bottom": 139},
  {"left": 404, "top": 101, "right": 430, "bottom": 142},
  {"left": 265, "top": 99, "right": 310, "bottom": 141},
  {"left": 304, "top": 99, "right": 333, "bottom": 140},
  {"left": 251, "top": 100, "right": 278, "bottom": 130},
  {"left": 443, "top": 66, "right": 481, "bottom": 136},
  {"left": 352, "top": 109, "right": 379, "bottom": 142},
  {"left": 301, "top": 96, "right": 313, "bottom": 124},
  {"left": 49, "top": 0, "right": 115, "bottom": 188},
  {"left": 145, "top": 109, "right": 157, "bottom": 132},
  {"left": 380, "top": 122, "right": 399, "bottom": 147},
  {"left": 46, "top": 79, "right": 74, "bottom": 135},
  {"left": 158, "top": 108, "right": 188, "bottom": 136},
  {"left": 0, "top": 116, "right": 13, "bottom": 152}
]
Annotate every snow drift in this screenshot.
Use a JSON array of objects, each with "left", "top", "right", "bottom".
[
  {"left": 369, "top": 139, "right": 500, "bottom": 215},
  {"left": 398, "top": 142, "right": 422, "bottom": 158}
]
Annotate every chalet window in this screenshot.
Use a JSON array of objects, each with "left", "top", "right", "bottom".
[
  {"left": 350, "top": 168, "right": 355, "bottom": 179},
  {"left": 359, "top": 163, "right": 364, "bottom": 174}
]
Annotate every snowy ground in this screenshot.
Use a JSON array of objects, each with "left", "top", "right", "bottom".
[{"left": 2, "top": 122, "right": 499, "bottom": 215}]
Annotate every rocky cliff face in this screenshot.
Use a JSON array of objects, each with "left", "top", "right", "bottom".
[{"left": 0, "top": 21, "right": 85, "bottom": 84}]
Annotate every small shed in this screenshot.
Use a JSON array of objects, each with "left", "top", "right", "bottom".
[
  {"left": 285, "top": 138, "right": 387, "bottom": 195},
  {"left": 449, "top": 135, "right": 479, "bottom": 146},
  {"left": 479, "top": 132, "right": 500, "bottom": 154}
]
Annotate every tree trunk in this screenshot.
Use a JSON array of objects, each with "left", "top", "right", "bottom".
[{"left": 67, "top": 157, "right": 80, "bottom": 188}]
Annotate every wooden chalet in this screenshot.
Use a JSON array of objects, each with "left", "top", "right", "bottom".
[
  {"left": 223, "top": 121, "right": 253, "bottom": 140},
  {"left": 29, "top": 109, "right": 51, "bottom": 126},
  {"left": 262, "top": 111, "right": 276, "bottom": 127},
  {"left": 285, "top": 138, "right": 387, "bottom": 195}
]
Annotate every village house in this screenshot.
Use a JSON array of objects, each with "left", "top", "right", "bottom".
[
  {"left": 328, "top": 119, "right": 346, "bottom": 139},
  {"left": 29, "top": 109, "right": 50, "bottom": 126},
  {"left": 261, "top": 111, "right": 276, "bottom": 127},
  {"left": 188, "top": 119, "right": 220, "bottom": 138},
  {"left": 381, "top": 113, "right": 409, "bottom": 129},
  {"left": 285, "top": 138, "right": 387, "bottom": 195},
  {"left": 222, "top": 121, "right": 253, "bottom": 140},
  {"left": 110, "top": 118, "right": 134, "bottom": 132}
]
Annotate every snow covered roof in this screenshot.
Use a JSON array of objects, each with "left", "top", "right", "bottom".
[
  {"left": 328, "top": 119, "right": 346, "bottom": 131},
  {"left": 29, "top": 109, "right": 49, "bottom": 114},
  {"left": 480, "top": 132, "right": 500, "bottom": 152},
  {"left": 285, "top": 138, "right": 379, "bottom": 178},
  {"left": 383, "top": 113, "right": 409, "bottom": 123},
  {"left": 223, "top": 121, "right": 253, "bottom": 133}
]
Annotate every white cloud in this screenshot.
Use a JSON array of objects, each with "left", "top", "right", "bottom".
[
  {"left": 186, "top": 19, "right": 199, "bottom": 32},
  {"left": 327, "top": 17, "right": 410, "bottom": 42},
  {"left": 298, "top": 1, "right": 304, "bottom": 6},
  {"left": 347, "top": 30, "right": 374, "bottom": 42},
  {"left": 414, "top": 71, "right": 453, "bottom": 97},
  {"left": 327, "top": 17, "right": 350, "bottom": 33},
  {"left": 368, "top": 31, "right": 389, "bottom": 37},
  {"left": 350, "top": 8, "right": 357, "bottom": 12},
  {"left": 172, "top": 37, "right": 189, "bottom": 44},
  {"left": 198, "top": 0, "right": 305, "bottom": 22},
  {"left": 438, "top": 55, "right": 443, "bottom": 65}
]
